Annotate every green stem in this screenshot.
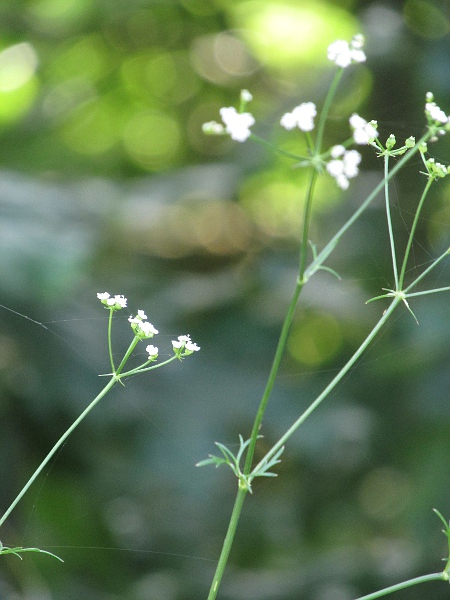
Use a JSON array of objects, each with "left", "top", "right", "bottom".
[
  {"left": 0, "top": 376, "right": 117, "bottom": 529},
  {"left": 107, "top": 308, "right": 115, "bottom": 373},
  {"left": 384, "top": 154, "right": 399, "bottom": 289},
  {"left": 252, "top": 296, "right": 401, "bottom": 477},
  {"left": 120, "top": 354, "right": 179, "bottom": 379},
  {"left": 407, "top": 285, "right": 450, "bottom": 297},
  {"left": 299, "top": 169, "right": 318, "bottom": 279},
  {"left": 354, "top": 572, "right": 445, "bottom": 600},
  {"left": 115, "top": 337, "right": 141, "bottom": 376},
  {"left": 404, "top": 246, "right": 450, "bottom": 294},
  {"left": 206, "top": 487, "right": 248, "bottom": 600},
  {"left": 398, "top": 177, "right": 434, "bottom": 289},
  {"left": 243, "top": 279, "right": 303, "bottom": 476}
]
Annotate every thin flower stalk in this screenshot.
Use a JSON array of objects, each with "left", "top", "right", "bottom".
[
  {"left": 398, "top": 176, "right": 434, "bottom": 289},
  {"left": 384, "top": 153, "right": 399, "bottom": 290},
  {"left": 0, "top": 294, "right": 199, "bottom": 537},
  {"left": 353, "top": 572, "right": 446, "bottom": 600},
  {"left": 0, "top": 375, "right": 117, "bottom": 529},
  {"left": 251, "top": 295, "right": 401, "bottom": 479}
]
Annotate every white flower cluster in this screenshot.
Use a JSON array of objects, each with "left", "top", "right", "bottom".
[
  {"left": 128, "top": 310, "right": 159, "bottom": 340},
  {"left": 326, "top": 146, "right": 362, "bottom": 190},
  {"left": 97, "top": 294, "right": 200, "bottom": 363},
  {"left": 201, "top": 35, "right": 377, "bottom": 190},
  {"left": 220, "top": 107, "right": 255, "bottom": 142},
  {"left": 97, "top": 292, "right": 127, "bottom": 310},
  {"left": 172, "top": 334, "right": 200, "bottom": 356},
  {"left": 425, "top": 93, "right": 449, "bottom": 125},
  {"left": 349, "top": 113, "right": 379, "bottom": 145},
  {"left": 280, "top": 102, "right": 317, "bottom": 132},
  {"left": 145, "top": 344, "right": 159, "bottom": 360},
  {"left": 202, "top": 89, "right": 255, "bottom": 143},
  {"left": 327, "top": 34, "right": 366, "bottom": 68}
]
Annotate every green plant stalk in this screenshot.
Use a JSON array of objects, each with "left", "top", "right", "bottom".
[
  {"left": 243, "top": 278, "right": 303, "bottom": 477},
  {"left": 404, "top": 246, "right": 450, "bottom": 293},
  {"left": 398, "top": 176, "right": 434, "bottom": 289},
  {"left": 353, "top": 572, "right": 445, "bottom": 600},
  {"left": 209, "top": 167, "right": 317, "bottom": 600},
  {"left": 384, "top": 154, "right": 399, "bottom": 289},
  {"left": 255, "top": 239, "right": 450, "bottom": 474},
  {"left": 206, "top": 486, "right": 247, "bottom": 600},
  {"left": 298, "top": 169, "right": 318, "bottom": 279},
  {"left": 115, "top": 337, "right": 141, "bottom": 376},
  {"left": 205, "top": 98, "right": 439, "bottom": 600},
  {"left": 243, "top": 163, "right": 317, "bottom": 477},
  {"left": 119, "top": 354, "right": 179, "bottom": 379},
  {"left": 242, "top": 69, "right": 343, "bottom": 475},
  {"left": 0, "top": 375, "right": 117, "bottom": 529},
  {"left": 252, "top": 295, "right": 401, "bottom": 476},
  {"left": 107, "top": 308, "right": 115, "bottom": 373}
]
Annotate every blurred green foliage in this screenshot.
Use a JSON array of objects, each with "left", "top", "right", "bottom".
[{"left": 0, "top": 0, "right": 450, "bottom": 599}]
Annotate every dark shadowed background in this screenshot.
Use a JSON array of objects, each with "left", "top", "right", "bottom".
[{"left": 0, "top": 1, "right": 450, "bottom": 599}]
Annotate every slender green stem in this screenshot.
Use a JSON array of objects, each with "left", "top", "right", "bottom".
[
  {"left": 354, "top": 572, "right": 445, "bottom": 600},
  {"left": 120, "top": 354, "right": 179, "bottom": 379},
  {"left": 299, "top": 169, "right": 318, "bottom": 279},
  {"left": 404, "top": 246, "right": 450, "bottom": 293},
  {"left": 115, "top": 337, "right": 141, "bottom": 376},
  {"left": 206, "top": 487, "right": 248, "bottom": 600},
  {"left": 243, "top": 279, "right": 303, "bottom": 476},
  {"left": 252, "top": 296, "right": 401, "bottom": 477},
  {"left": 0, "top": 376, "right": 117, "bottom": 529},
  {"left": 398, "top": 177, "right": 434, "bottom": 289},
  {"left": 407, "top": 285, "right": 450, "bottom": 297},
  {"left": 107, "top": 308, "right": 115, "bottom": 373},
  {"left": 384, "top": 154, "right": 399, "bottom": 289}
]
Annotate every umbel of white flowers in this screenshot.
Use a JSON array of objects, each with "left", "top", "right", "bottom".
[
  {"left": 202, "top": 34, "right": 379, "bottom": 189},
  {"left": 97, "top": 293, "right": 200, "bottom": 359}
]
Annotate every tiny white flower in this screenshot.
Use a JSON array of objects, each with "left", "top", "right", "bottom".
[
  {"left": 202, "top": 121, "right": 225, "bottom": 135},
  {"left": 219, "top": 106, "right": 255, "bottom": 142},
  {"left": 129, "top": 315, "right": 158, "bottom": 338},
  {"left": 343, "top": 149, "right": 362, "bottom": 178},
  {"left": 185, "top": 341, "right": 200, "bottom": 353},
  {"left": 351, "top": 33, "right": 365, "bottom": 49},
  {"left": 137, "top": 321, "right": 158, "bottom": 337},
  {"left": 172, "top": 334, "right": 200, "bottom": 356},
  {"left": 112, "top": 295, "right": 127, "bottom": 308},
  {"left": 331, "top": 145, "right": 345, "bottom": 158},
  {"left": 327, "top": 34, "right": 366, "bottom": 68},
  {"left": 326, "top": 159, "right": 345, "bottom": 178},
  {"left": 425, "top": 101, "right": 448, "bottom": 124},
  {"left": 146, "top": 344, "right": 159, "bottom": 359},
  {"left": 349, "top": 113, "right": 378, "bottom": 145},
  {"left": 137, "top": 309, "right": 147, "bottom": 320},
  {"left": 98, "top": 292, "right": 127, "bottom": 310},
  {"left": 336, "top": 174, "right": 350, "bottom": 190},
  {"left": 240, "top": 89, "right": 253, "bottom": 102},
  {"left": 326, "top": 149, "right": 361, "bottom": 189},
  {"left": 280, "top": 102, "right": 317, "bottom": 132},
  {"left": 178, "top": 335, "right": 191, "bottom": 343}
]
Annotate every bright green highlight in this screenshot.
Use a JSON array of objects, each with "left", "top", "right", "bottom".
[{"left": 232, "top": 0, "right": 357, "bottom": 69}]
